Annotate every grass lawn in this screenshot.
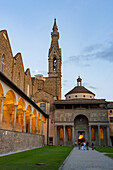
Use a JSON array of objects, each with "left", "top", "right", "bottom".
[
  {"left": 95, "top": 147, "right": 113, "bottom": 160},
  {"left": 0, "top": 146, "right": 73, "bottom": 170},
  {"left": 94, "top": 147, "right": 113, "bottom": 153},
  {"left": 106, "top": 154, "right": 113, "bottom": 159}
]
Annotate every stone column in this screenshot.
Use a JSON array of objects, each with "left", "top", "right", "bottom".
[
  {"left": 30, "top": 113, "right": 32, "bottom": 133},
  {"left": 39, "top": 118, "right": 41, "bottom": 134},
  {"left": 107, "top": 125, "right": 110, "bottom": 146},
  {"left": 72, "top": 125, "right": 75, "bottom": 145},
  {"left": 103, "top": 127, "right": 105, "bottom": 145},
  {"left": 98, "top": 125, "right": 100, "bottom": 146},
  {"left": 0, "top": 97, "right": 5, "bottom": 129},
  {"left": 55, "top": 125, "right": 57, "bottom": 145},
  {"left": 63, "top": 125, "right": 66, "bottom": 146},
  {"left": 89, "top": 125, "right": 91, "bottom": 146},
  {"left": 23, "top": 110, "right": 26, "bottom": 132},
  {"left": 35, "top": 113, "right": 38, "bottom": 134},
  {"left": 13, "top": 105, "right": 18, "bottom": 131}
]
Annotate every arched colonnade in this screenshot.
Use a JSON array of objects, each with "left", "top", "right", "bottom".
[{"left": 0, "top": 80, "right": 46, "bottom": 135}]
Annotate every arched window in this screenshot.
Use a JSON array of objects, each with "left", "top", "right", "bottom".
[
  {"left": 100, "top": 128, "right": 104, "bottom": 141},
  {"left": 68, "top": 128, "right": 72, "bottom": 141},
  {"left": 53, "top": 57, "right": 57, "bottom": 71},
  {"left": 40, "top": 103, "right": 46, "bottom": 113},
  {"left": 1, "top": 55, "right": 4, "bottom": 72},
  {"left": 91, "top": 127, "right": 95, "bottom": 141},
  {"left": 60, "top": 127, "right": 63, "bottom": 140}
]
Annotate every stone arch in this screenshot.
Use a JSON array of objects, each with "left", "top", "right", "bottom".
[
  {"left": 16, "top": 98, "right": 25, "bottom": 132},
  {"left": 2, "top": 90, "right": 17, "bottom": 130},
  {"left": 74, "top": 114, "right": 89, "bottom": 142},
  {"left": 32, "top": 109, "right": 36, "bottom": 134},
  {"left": 25, "top": 105, "right": 31, "bottom": 133}
]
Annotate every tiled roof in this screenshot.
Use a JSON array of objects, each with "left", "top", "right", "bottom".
[
  {"left": 54, "top": 99, "right": 107, "bottom": 105},
  {"left": 65, "top": 86, "right": 95, "bottom": 96}
]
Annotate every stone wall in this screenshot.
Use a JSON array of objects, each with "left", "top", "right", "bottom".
[
  {"left": 13, "top": 53, "right": 25, "bottom": 92},
  {"left": 0, "top": 129, "right": 44, "bottom": 154}
]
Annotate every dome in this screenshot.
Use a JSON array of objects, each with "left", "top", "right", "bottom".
[{"left": 65, "top": 77, "right": 95, "bottom": 100}]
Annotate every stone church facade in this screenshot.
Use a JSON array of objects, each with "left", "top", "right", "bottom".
[
  {"left": 0, "top": 19, "right": 113, "bottom": 150},
  {"left": 54, "top": 77, "right": 110, "bottom": 146}
]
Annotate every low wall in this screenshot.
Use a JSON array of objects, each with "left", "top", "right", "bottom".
[{"left": 0, "top": 129, "right": 44, "bottom": 154}]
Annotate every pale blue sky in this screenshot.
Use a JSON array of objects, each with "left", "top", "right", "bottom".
[{"left": 0, "top": 0, "right": 113, "bottom": 100}]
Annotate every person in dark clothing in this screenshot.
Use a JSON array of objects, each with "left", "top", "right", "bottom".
[
  {"left": 92, "top": 142, "right": 94, "bottom": 150},
  {"left": 86, "top": 142, "right": 89, "bottom": 150},
  {"left": 78, "top": 142, "right": 80, "bottom": 150}
]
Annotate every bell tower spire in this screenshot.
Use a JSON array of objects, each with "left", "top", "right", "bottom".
[
  {"left": 48, "top": 18, "right": 62, "bottom": 78},
  {"left": 50, "top": 18, "right": 59, "bottom": 53},
  {"left": 48, "top": 18, "right": 62, "bottom": 99}
]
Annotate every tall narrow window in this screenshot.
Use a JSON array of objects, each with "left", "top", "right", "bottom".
[
  {"left": 17, "top": 72, "right": 20, "bottom": 87},
  {"left": 68, "top": 128, "right": 72, "bottom": 141},
  {"left": 53, "top": 57, "right": 57, "bottom": 71},
  {"left": 100, "top": 128, "right": 104, "bottom": 141},
  {"left": 27, "top": 84, "right": 30, "bottom": 97},
  {"left": 1, "top": 55, "right": 4, "bottom": 72},
  {"left": 91, "top": 127, "right": 95, "bottom": 141},
  {"left": 60, "top": 127, "right": 63, "bottom": 140}
]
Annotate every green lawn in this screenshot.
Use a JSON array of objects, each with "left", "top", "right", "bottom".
[
  {"left": 94, "top": 147, "right": 113, "bottom": 153},
  {"left": 95, "top": 147, "right": 113, "bottom": 160},
  {"left": 106, "top": 154, "right": 113, "bottom": 159},
  {"left": 0, "top": 146, "right": 73, "bottom": 170}
]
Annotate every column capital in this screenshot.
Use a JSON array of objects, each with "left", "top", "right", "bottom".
[
  {"left": 14, "top": 104, "right": 18, "bottom": 108},
  {"left": 0, "top": 96, "right": 6, "bottom": 101}
]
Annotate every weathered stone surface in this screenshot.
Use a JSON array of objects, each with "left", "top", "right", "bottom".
[{"left": 0, "top": 129, "right": 44, "bottom": 154}]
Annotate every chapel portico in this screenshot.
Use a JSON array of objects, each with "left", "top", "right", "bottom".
[{"left": 54, "top": 77, "right": 110, "bottom": 146}]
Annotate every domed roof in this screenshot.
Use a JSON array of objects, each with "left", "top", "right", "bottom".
[
  {"left": 65, "top": 76, "right": 95, "bottom": 97},
  {"left": 65, "top": 86, "right": 95, "bottom": 96}
]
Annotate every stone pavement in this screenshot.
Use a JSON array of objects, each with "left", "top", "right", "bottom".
[{"left": 59, "top": 147, "right": 113, "bottom": 170}]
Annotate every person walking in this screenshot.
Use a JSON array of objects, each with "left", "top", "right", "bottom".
[
  {"left": 78, "top": 142, "right": 80, "bottom": 150},
  {"left": 83, "top": 142, "right": 86, "bottom": 150},
  {"left": 81, "top": 143, "right": 84, "bottom": 150},
  {"left": 92, "top": 142, "right": 94, "bottom": 150},
  {"left": 86, "top": 142, "right": 89, "bottom": 150}
]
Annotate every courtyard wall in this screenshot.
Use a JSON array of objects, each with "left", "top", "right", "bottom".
[{"left": 0, "top": 129, "right": 44, "bottom": 154}]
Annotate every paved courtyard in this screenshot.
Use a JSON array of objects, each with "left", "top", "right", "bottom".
[{"left": 59, "top": 147, "right": 113, "bottom": 170}]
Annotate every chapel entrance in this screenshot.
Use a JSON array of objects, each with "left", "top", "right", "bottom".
[
  {"left": 78, "top": 131, "right": 85, "bottom": 143},
  {"left": 74, "top": 115, "right": 89, "bottom": 143}
]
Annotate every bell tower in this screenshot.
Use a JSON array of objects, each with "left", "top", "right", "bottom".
[
  {"left": 48, "top": 18, "right": 62, "bottom": 78},
  {"left": 48, "top": 19, "right": 62, "bottom": 99}
]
